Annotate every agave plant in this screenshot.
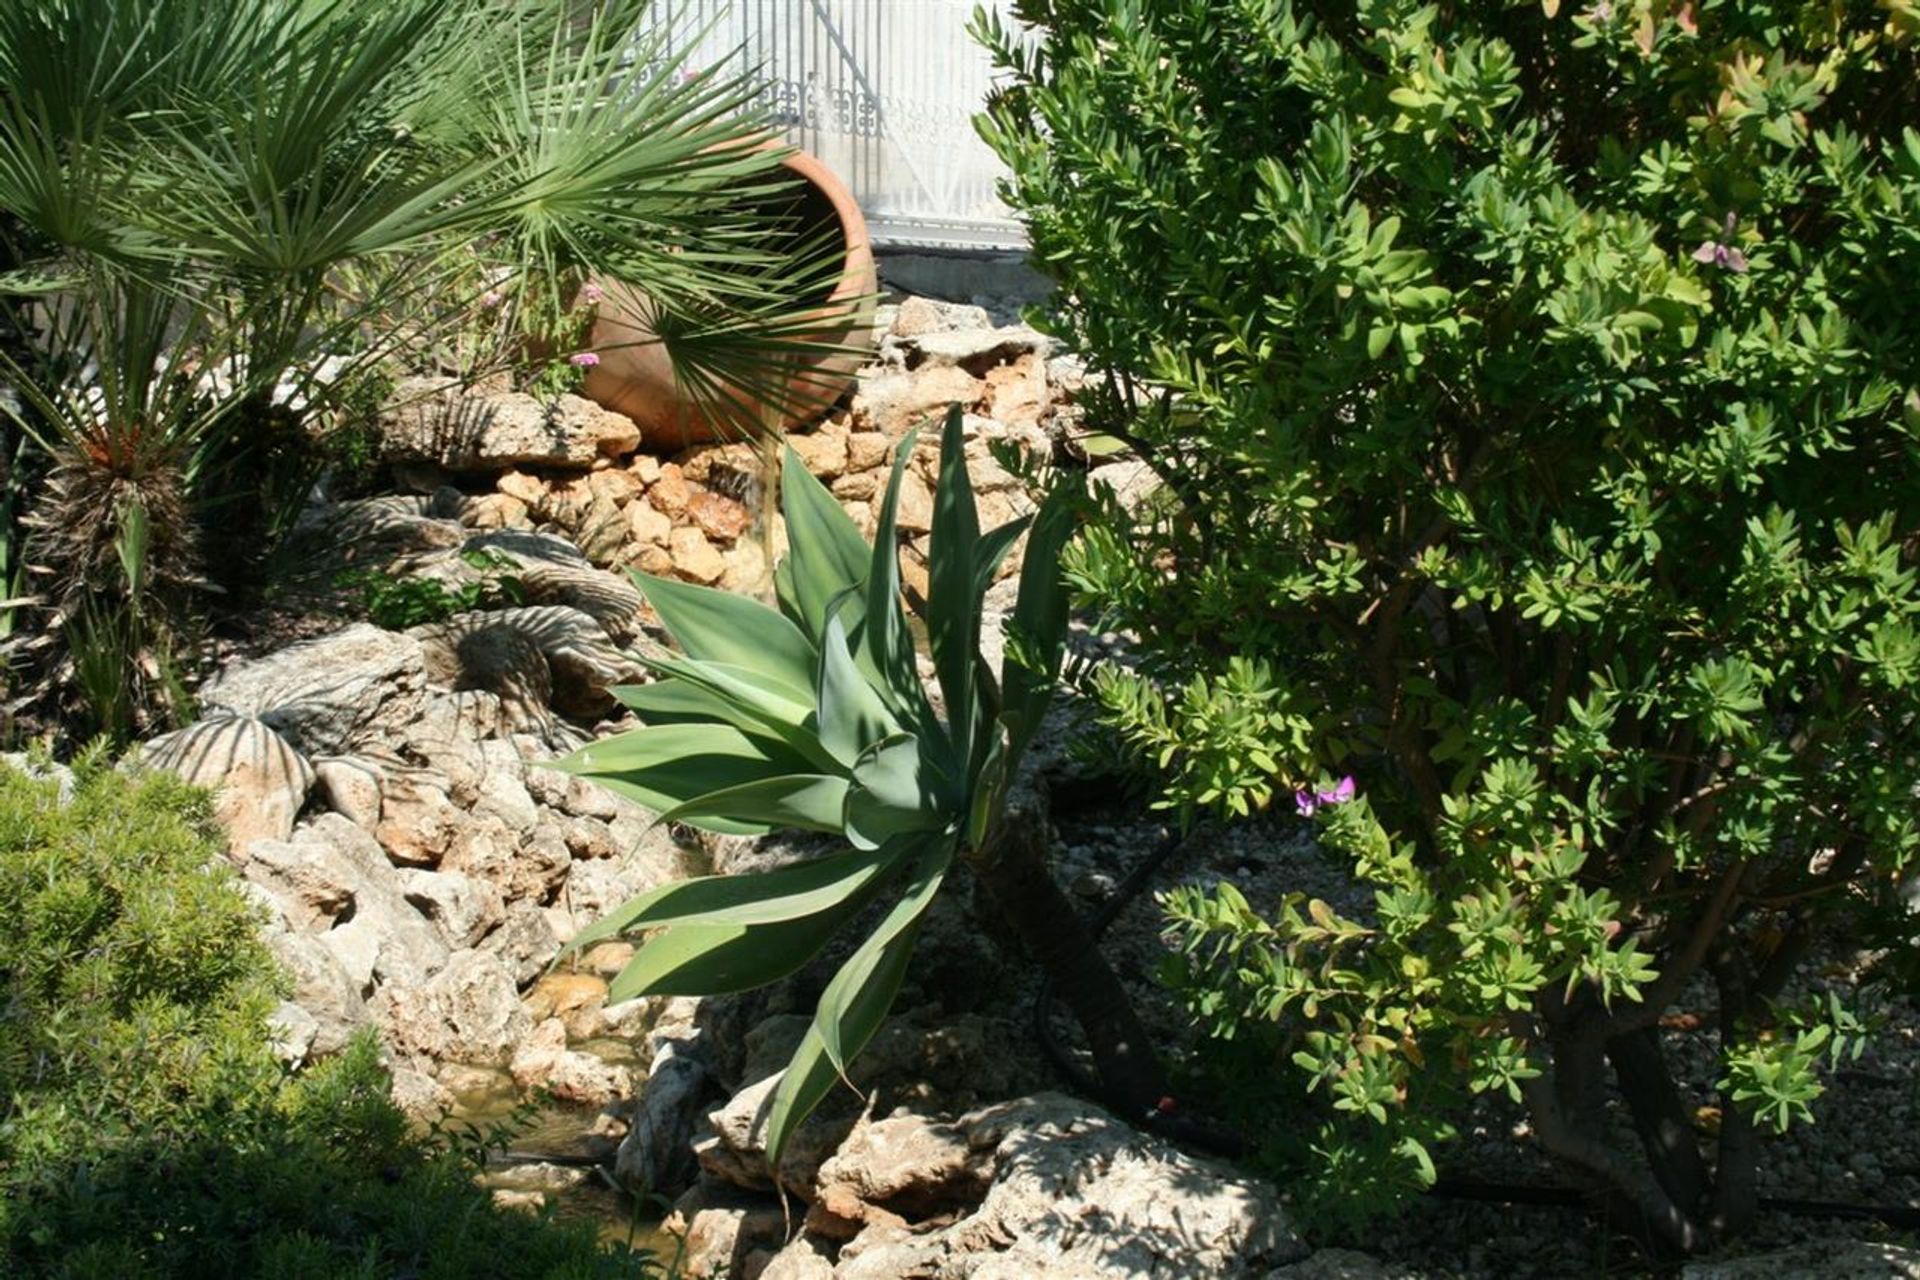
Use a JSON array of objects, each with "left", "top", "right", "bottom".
[{"left": 552, "top": 405, "right": 1169, "bottom": 1165}]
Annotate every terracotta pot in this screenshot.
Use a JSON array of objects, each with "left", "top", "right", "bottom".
[{"left": 579, "top": 148, "right": 879, "bottom": 452}]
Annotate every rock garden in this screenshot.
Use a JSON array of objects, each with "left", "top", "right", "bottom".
[{"left": 5, "top": 2, "right": 1920, "bottom": 1279}]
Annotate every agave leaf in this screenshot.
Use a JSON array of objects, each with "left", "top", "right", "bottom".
[
  {"left": 570, "top": 844, "right": 898, "bottom": 956},
  {"left": 643, "top": 653, "right": 838, "bottom": 772},
  {"left": 1000, "top": 486, "right": 1076, "bottom": 758},
  {"left": 844, "top": 733, "right": 952, "bottom": 851},
  {"left": 968, "top": 718, "right": 1012, "bottom": 850},
  {"left": 972, "top": 517, "right": 1032, "bottom": 599},
  {"left": 928, "top": 404, "right": 982, "bottom": 763},
  {"left": 764, "top": 839, "right": 947, "bottom": 1165},
  {"left": 609, "top": 909, "right": 849, "bottom": 1002},
  {"left": 548, "top": 722, "right": 815, "bottom": 835},
  {"left": 775, "top": 444, "right": 870, "bottom": 643},
  {"left": 816, "top": 839, "right": 953, "bottom": 1071},
  {"left": 659, "top": 774, "right": 850, "bottom": 834},
  {"left": 631, "top": 570, "right": 817, "bottom": 700},
  {"left": 816, "top": 607, "right": 900, "bottom": 767},
  {"left": 861, "top": 429, "right": 927, "bottom": 721}
]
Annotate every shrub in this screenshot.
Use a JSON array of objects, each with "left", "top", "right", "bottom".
[
  {"left": 979, "top": 0, "right": 1920, "bottom": 1252},
  {"left": 0, "top": 753, "right": 656, "bottom": 1278}
]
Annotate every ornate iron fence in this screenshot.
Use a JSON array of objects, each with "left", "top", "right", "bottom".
[{"left": 636, "top": 0, "right": 1028, "bottom": 250}]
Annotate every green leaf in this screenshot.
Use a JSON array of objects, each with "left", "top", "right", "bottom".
[
  {"left": 844, "top": 733, "right": 951, "bottom": 850},
  {"left": 630, "top": 570, "right": 817, "bottom": 700},
  {"left": 1001, "top": 485, "right": 1075, "bottom": 757},
  {"left": 861, "top": 428, "right": 935, "bottom": 730},
  {"left": 609, "top": 909, "right": 850, "bottom": 1001},
  {"left": 816, "top": 840, "right": 953, "bottom": 1071},
  {"left": 659, "top": 774, "right": 851, "bottom": 833},
  {"left": 570, "top": 844, "right": 898, "bottom": 954},
  {"left": 928, "top": 404, "right": 982, "bottom": 762},
  {"left": 972, "top": 516, "right": 1032, "bottom": 599},
  {"left": 775, "top": 444, "right": 870, "bottom": 643},
  {"left": 815, "top": 606, "right": 901, "bottom": 767},
  {"left": 765, "top": 838, "right": 950, "bottom": 1164},
  {"left": 547, "top": 722, "right": 815, "bottom": 835},
  {"left": 642, "top": 653, "right": 838, "bottom": 771}
]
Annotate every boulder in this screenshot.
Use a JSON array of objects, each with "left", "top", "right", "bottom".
[
  {"left": 379, "top": 376, "right": 642, "bottom": 471},
  {"left": 198, "top": 624, "right": 431, "bottom": 758},
  {"left": 508, "top": 1017, "right": 635, "bottom": 1106},
  {"left": 313, "top": 755, "right": 384, "bottom": 830},
  {"left": 242, "top": 815, "right": 451, "bottom": 988},
  {"left": 398, "top": 867, "right": 507, "bottom": 949},
  {"left": 377, "top": 947, "right": 532, "bottom": 1066},
  {"left": 826, "top": 1093, "right": 1303, "bottom": 1280},
  {"left": 143, "top": 715, "right": 314, "bottom": 851}
]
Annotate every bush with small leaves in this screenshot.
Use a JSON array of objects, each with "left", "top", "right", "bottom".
[
  {"left": 0, "top": 752, "right": 660, "bottom": 1278},
  {"left": 980, "top": 0, "right": 1920, "bottom": 1253}
]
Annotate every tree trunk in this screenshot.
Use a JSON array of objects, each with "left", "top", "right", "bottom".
[
  {"left": 1608, "top": 1026, "right": 1711, "bottom": 1215},
  {"left": 963, "top": 783, "right": 1169, "bottom": 1119}
]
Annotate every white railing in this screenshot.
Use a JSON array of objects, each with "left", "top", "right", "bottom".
[{"left": 636, "top": 0, "right": 1028, "bottom": 250}]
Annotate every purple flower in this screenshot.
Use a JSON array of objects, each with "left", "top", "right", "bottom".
[
  {"left": 1295, "top": 776, "right": 1356, "bottom": 817},
  {"left": 580, "top": 283, "right": 605, "bottom": 306},
  {"left": 568, "top": 352, "right": 601, "bottom": 367},
  {"left": 1587, "top": 1, "right": 1612, "bottom": 20},
  {"left": 478, "top": 289, "right": 505, "bottom": 309},
  {"left": 1692, "top": 212, "right": 1749, "bottom": 274}
]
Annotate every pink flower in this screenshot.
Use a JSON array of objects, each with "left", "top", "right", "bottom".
[
  {"left": 1692, "top": 212, "right": 1749, "bottom": 273},
  {"left": 580, "top": 283, "right": 605, "bottom": 305},
  {"left": 1295, "top": 776, "right": 1356, "bottom": 817},
  {"left": 478, "top": 289, "right": 505, "bottom": 309},
  {"left": 568, "top": 352, "right": 601, "bottom": 367}
]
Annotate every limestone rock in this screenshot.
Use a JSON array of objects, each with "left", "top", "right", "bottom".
[
  {"left": 483, "top": 899, "right": 563, "bottom": 987},
  {"left": 668, "top": 1181, "right": 790, "bottom": 1280},
  {"left": 379, "top": 376, "right": 642, "bottom": 471},
  {"left": 198, "top": 624, "right": 431, "bottom": 758},
  {"left": 143, "top": 715, "right": 314, "bottom": 852},
  {"left": 829, "top": 1093, "right": 1303, "bottom": 1280},
  {"left": 617, "top": 1033, "right": 711, "bottom": 1194},
  {"left": 398, "top": 867, "right": 506, "bottom": 949},
  {"left": 313, "top": 755, "right": 384, "bottom": 830},
  {"left": 668, "top": 525, "right": 726, "bottom": 584},
  {"left": 378, "top": 948, "right": 532, "bottom": 1066},
  {"left": 900, "top": 325, "right": 1050, "bottom": 373},
  {"left": 260, "top": 929, "right": 367, "bottom": 1057},
  {"left": 523, "top": 971, "right": 611, "bottom": 1040},
  {"left": 463, "top": 529, "right": 648, "bottom": 644},
  {"left": 509, "top": 1017, "right": 634, "bottom": 1106}
]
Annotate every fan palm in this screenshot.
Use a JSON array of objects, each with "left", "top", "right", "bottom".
[{"left": 0, "top": 0, "right": 853, "bottom": 739}]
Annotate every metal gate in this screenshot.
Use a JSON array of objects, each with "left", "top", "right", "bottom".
[{"left": 635, "top": 1, "right": 1028, "bottom": 250}]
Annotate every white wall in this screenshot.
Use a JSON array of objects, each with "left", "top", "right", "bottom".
[{"left": 636, "top": 0, "right": 1028, "bottom": 249}]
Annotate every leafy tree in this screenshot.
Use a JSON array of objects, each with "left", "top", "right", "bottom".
[{"left": 978, "top": 0, "right": 1920, "bottom": 1253}]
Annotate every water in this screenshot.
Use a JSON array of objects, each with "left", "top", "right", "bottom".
[{"left": 439, "top": 1078, "right": 685, "bottom": 1266}]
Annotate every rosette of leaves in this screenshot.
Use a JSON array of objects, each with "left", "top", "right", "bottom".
[{"left": 549, "top": 406, "right": 1118, "bottom": 1166}]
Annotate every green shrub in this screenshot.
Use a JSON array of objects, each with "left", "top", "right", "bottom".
[
  {"left": 979, "top": 0, "right": 1920, "bottom": 1252},
  {"left": 0, "top": 754, "right": 657, "bottom": 1278},
  {"left": 334, "top": 549, "right": 528, "bottom": 631}
]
